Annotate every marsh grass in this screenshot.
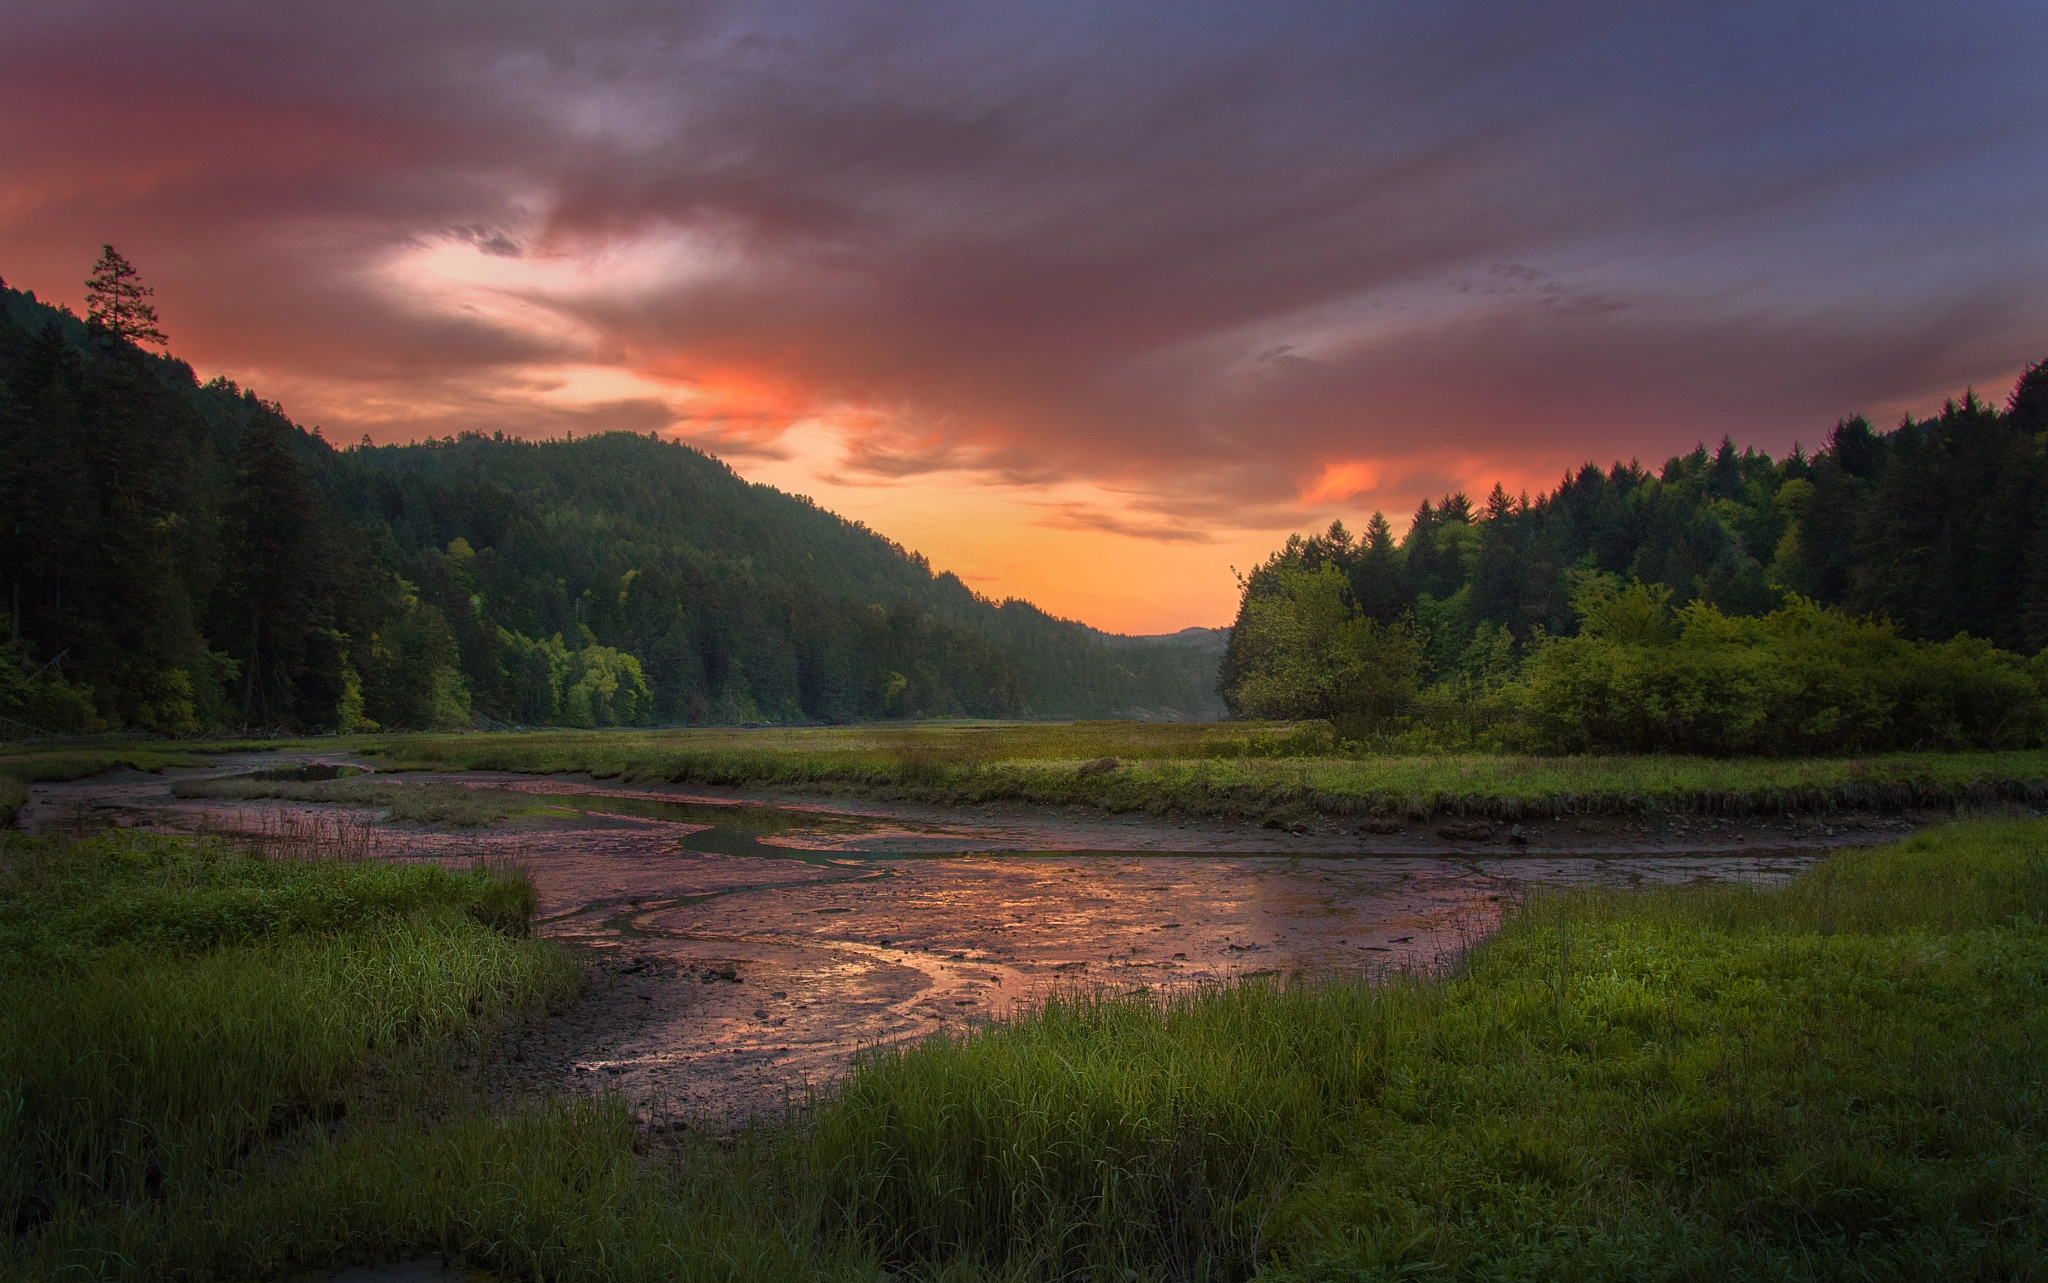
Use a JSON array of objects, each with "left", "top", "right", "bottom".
[
  {"left": 810, "top": 820, "right": 2048, "bottom": 1279},
  {"left": 194, "top": 807, "right": 382, "bottom": 860},
  {"left": 0, "top": 833, "right": 576, "bottom": 1264},
  {"left": 1, "top": 830, "right": 873, "bottom": 1281},
  {"left": 0, "top": 745, "right": 212, "bottom": 781},
  {"left": 335, "top": 725, "right": 2048, "bottom": 822},
  {"left": 171, "top": 774, "right": 547, "bottom": 827},
  {"left": 9, "top": 821, "right": 2046, "bottom": 1280},
  {"left": 0, "top": 746, "right": 212, "bottom": 829}
]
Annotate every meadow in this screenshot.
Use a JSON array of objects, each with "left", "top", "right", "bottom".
[
  {"left": 5, "top": 815, "right": 2043, "bottom": 1280},
  {"left": 347, "top": 723, "right": 2048, "bottom": 822},
  {"left": 12, "top": 723, "right": 2048, "bottom": 831}
]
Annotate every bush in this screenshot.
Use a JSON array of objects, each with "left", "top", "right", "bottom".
[
  {"left": 1224, "top": 563, "right": 1423, "bottom": 739},
  {"left": 0, "top": 642, "right": 107, "bottom": 735},
  {"left": 1518, "top": 583, "right": 2045, "bottom": 755}
]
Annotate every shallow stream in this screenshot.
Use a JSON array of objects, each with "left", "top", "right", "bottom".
[{"left": 22, "top": 753, "right": 1861, "bottom": 1120}]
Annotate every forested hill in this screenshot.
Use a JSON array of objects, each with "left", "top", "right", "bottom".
[
  {"left": 1218, "top": 357, "right": 2048, "bottom": 754},
  {"left": 0, "top": 279, "right": 1225, "bottom": 735},
  {"left": 1226, "top": 358, "right": 2048, "bottom": 674}
]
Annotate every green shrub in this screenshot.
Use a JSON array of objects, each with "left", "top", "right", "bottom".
[
  {"left": 0, "top": 641, "right": 107, "bottom": 735},
  {"left": 1519, "top": 584, "right": 2044, "bottom": 754},
  {"left": 1223, "top": 562, "right": 1424, "bottom": 738}
]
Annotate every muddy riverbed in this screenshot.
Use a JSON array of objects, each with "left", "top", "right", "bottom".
[{"left": 19, "top": 753, "right": 1928, "bottom": 1123}]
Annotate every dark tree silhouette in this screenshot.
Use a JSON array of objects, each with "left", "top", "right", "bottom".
[{"left": 83, "top": 245, "right": 166, "bottom": 346}]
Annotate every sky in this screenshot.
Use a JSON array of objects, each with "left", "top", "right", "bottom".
[{"left": 5, "top": 1, "right": 2046, "bottom": 634}]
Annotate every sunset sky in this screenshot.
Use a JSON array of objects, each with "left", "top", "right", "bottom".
[{"left": 6, "top": 1, "right": 2046, "bottom": 634}]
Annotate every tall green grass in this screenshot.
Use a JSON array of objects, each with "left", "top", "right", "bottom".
[{"left": 0, "top": 833, "right": 574, "bottom": 1268}]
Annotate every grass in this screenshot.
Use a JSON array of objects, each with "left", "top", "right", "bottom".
[
  {"left": 8, "top": 817, "right": 2045, "bottom": 1279},
  {"left": 812, "top": 820, "right": 2048, "bottom": 1279},
  {"left": 0, "top": 744, "right": 214, "bottom": 829},
  {"left": 0, "top": 829, "right": 874, "bottom": 1281},
  {"left": 0, "top": 831, "right": 579, "bottom": 1271},
  {"left": 169, "top": 774, "right": 550, "bottom": 827},
  {"left": 30, "top": 721, "right": 2048, "bottom": 824},
  {"left": 342, "top": 724, "right": 2048, "bottom": 822},
  {"left": 0, "top": 744, "right": 213, "bottom": 781}
]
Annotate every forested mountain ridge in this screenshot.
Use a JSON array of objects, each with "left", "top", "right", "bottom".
[
  {"left": 0, "top": 275, "right": 1224, "bottom": 735},
  {"left": 1221, "top": 358, "right": 2048, "bottom": 754}
]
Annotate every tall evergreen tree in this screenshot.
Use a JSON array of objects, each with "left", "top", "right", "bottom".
[
  {"left": 83, "top": 246, "right": 166, "bottom": 346},
  {"left": 219, "top": 416, "right": 328, "bottom": 727}
]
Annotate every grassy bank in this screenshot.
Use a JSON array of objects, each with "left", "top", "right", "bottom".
[
  {"left": 349, "top": 724, "right": 2048, "bottom": 822},
  {"left": 815, "top": 820, "right": 2048, "bottom": 1278},
  {"left": 170, "top": 773, "right": 552, "bottom": 826},
  {"left": 0, "top": 744, "right": 213, "bottom": 828},
  {"left": 3, "top": 832, "right": 578, "bottom": 1275},
  {"left": 2, "top": 829, "right": 884, "bottom": 1281},
  {"left": 10, "top": 819, "right": 2045, "bottom": 1279},
  {"left": 0, "top": 744, "right": 213, "bottom": 781}
]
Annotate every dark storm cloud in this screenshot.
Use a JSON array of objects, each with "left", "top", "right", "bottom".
[{"left": 4, "top": 0, "right": 2045, "bottom": 508}]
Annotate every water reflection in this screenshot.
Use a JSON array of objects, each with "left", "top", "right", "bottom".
[{"left": 21, "top": 756, "right": 1830, "bottom": 1120}]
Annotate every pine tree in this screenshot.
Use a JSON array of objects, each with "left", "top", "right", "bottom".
[
  {"left": 84, "top": 245, "right": 167, "bottom": 346},
  {"left": 221, "top": 416, "right": 321, "bottom": 726},
  {"left": 1343, "top": 512, "right": 1405, "bottom": 624},
  {"left": 2009, "top": 359, "right": 2048, "bottom": 434}
]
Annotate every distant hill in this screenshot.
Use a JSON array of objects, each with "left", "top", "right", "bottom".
[
  {"left": 1094, "top": 626, "right": 1230, "bottom": 653},
  {"left": 0, "top": 278, "right": 1224, "bottom": 733}
]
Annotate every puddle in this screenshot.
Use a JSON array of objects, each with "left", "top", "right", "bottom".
[{"left": 17, "top": 752, "right": 1869, "bottom": 1122}]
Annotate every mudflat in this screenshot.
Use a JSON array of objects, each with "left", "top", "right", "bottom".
[{"left": 20, "top": 751, "right": 1917, "bottom": 1123}]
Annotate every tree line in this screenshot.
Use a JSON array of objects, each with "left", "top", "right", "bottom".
[
  {"left": 1222, "top": 359, "right": 2048, "bottom": 754},
  {"left": 0, "top": 251, "right": 1223, "bottom": 736}
]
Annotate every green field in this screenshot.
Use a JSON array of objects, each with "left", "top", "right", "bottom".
[
  {"left": 9, "top": 722, "right": 2048, "bottom": 830},
  {"left": 7, "top": 818, "right": 2045, "bottom": 1279},
  {"left": 11, "top": 722, "right": 2047, "bottom": 828},
  {"left": 339, "top": 723, "right": 2048, "bottom": 822}
]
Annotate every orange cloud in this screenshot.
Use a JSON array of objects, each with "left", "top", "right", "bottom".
[{"left": 1300, "top": 461, "right": 1381, "bottom": 506}]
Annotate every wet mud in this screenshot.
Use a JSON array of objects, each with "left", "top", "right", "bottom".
[{"left": 19, "top": 753, "right": 1929, "bottom": 1124}]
